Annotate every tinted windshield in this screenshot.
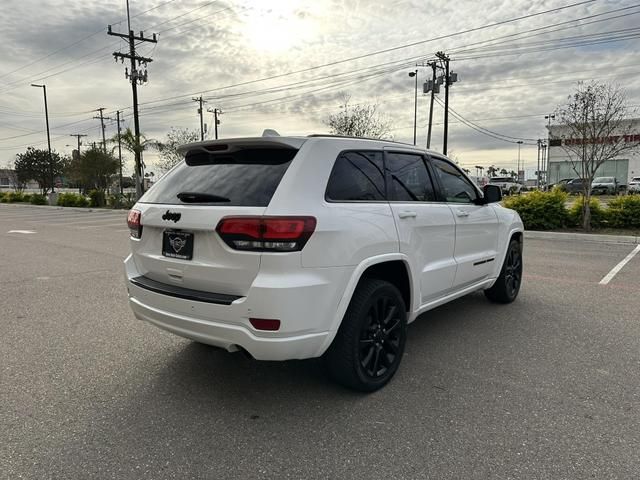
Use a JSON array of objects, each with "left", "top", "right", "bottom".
[
  {"left": 139, "top": 147, "right": 296, "bottom": 206},
  {"left": 490, "top": 177, "right": 512, "bottom": 182},
  {"left": 593, "top": 177, "right": 614, "bottom": 183}
]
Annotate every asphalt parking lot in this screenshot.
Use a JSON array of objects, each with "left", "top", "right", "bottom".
[{"left": 1, "top": 204, "right": 639, "bottom": 479}]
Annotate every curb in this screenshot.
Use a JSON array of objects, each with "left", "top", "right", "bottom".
[
  {"left": 525, "top": 230, "right": 639, "bottom": 245},
  {"left": 0, "top": 203, "right": 127, "bottom": 215}
]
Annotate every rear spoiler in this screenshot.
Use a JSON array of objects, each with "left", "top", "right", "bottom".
[{"left": 177, "top": 137, "right": 306, "bottom": 156}]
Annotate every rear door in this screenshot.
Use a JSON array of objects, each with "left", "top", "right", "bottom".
[
  {"left": 385, "top": 151, "right": 457, "bottom": 304},
  {"left": 131, "top": 144, "right": 299, "bottom": 296},
  {"left": 429, "top": 156, "right": 499, "bottom": 289}
]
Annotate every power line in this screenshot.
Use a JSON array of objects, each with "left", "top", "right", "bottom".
[
  {"left": 128, "top": 0, "right": 597, "bottom": 110},
  {"left": 0, "top": 0, "right": 178, "bottom": 84}
]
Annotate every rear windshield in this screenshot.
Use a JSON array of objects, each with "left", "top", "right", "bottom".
[
  {"left": 490, "top": 177, "right": 512, "bottom": 182},
  {"left": 139, "top": 147, "right": 297, "bottom": 206}
]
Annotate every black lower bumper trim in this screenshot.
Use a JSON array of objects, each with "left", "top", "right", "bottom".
[{"left": 130, "top": 275, "right": 242, "bottom": 305}]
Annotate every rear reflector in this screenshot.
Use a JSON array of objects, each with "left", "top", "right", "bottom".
[
  {"left": 127, "top": 209, "right": 143, "bottom": 239},
  {"left": 216, "top": 216, "right": 316, "bottom": 252},
  {"left": 249, "top": 318, "right": 281, "bottom": 331}
]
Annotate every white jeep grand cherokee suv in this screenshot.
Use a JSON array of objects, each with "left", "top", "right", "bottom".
[{"left": 125, "top": 135, "right": 524, "bottom": 391}]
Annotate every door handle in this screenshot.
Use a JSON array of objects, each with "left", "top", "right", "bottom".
[
  {"left": 455, "top": 209, "right": 470, "bottom": 217},
  {"left": 398, "top": 211, "right": 417, "bottom": 219}
]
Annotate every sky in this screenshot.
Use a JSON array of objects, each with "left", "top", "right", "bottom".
[{"left": 1, "top": 0, "right": 639, "bottom": 178}]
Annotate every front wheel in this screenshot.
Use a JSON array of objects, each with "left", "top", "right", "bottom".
[
  {"left": 324, "top": 278, "right": 407, "bottom": 392},
  {"left": 485, "top": 239, "right": 523, "bottom": 304}
]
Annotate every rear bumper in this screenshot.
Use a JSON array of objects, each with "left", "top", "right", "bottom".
[{"left": 124, "top": 254, "right": 349, "bottom": 360}]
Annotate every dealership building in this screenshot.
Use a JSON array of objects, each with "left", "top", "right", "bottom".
[{"left": 547, "top": 118, "right": 640, "bottom": 185}]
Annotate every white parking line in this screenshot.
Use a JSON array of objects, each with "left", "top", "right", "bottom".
[
  {"left": 599, "top": 245, "right": 640, "bottom": 285},
  {"left": 77, "top": 223, "right": 126, "bottom": 229}
]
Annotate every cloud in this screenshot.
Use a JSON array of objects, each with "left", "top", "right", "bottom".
[{"left": 1, "top": 0, "right": 639, "bottom": 178}]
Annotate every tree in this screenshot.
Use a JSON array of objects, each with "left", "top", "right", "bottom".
[
  {"left": 155, "top": 127, "right": 199, "bottom": 172},
  {"left": 14, "top": 147, "right": 66, "bottom": 195},
  {"left": 110, "top": 128, "right": 155, "bottom": 196},
  {"left": 500, "top": 168, "right": 508, "bottom": 175},
  {"left": 66, "top": 146, "right": 118, "bottom": 192},
  {"left": 486, "top": 165, "right": 498, "bottom": 177},
  {"left": 553, "top": 82, "right": 640, "bottom": 231},
  {"left": 325, "top": 94, "right": 392, "bottom": 139}
]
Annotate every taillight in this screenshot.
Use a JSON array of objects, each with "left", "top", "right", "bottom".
[
  {"left": 127, "top": 209, "right": 143, "bottom": 239},
  {"left": 216, "top": 216, "right": 316, "bottom": 252}
]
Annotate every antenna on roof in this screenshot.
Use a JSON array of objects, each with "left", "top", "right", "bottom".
[{"left": 262, "top": 129, "right": 280, "bottom": 137}]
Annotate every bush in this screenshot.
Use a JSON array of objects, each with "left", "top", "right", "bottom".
[
  {"left": 108, "top": 193, "right": 136, "bottom": 209},
  {"left": 606, "top": 195, "right": 640, "bottom": 228},
  {"left": 0, "top": 192, "right": 6, "bottom": 202},
  {"left": 6, "top": 191, "right": 25, "bottom": 203},
  {"left": 57, "top": 192, "right": 89, "bottom": 207},
  {"left": 503, "top": 190, "right": 569, "bottom": 230},
  {"left": 568, "top": 196, "right": 607, "bottom": 228},
  {"left": 30, "top": 194, "right": 47, "bottom": 205},
  {"left": 21, "top": 193, "right": 32, "bottom": 202},
  {"left": 88, "top": 189, "right": 106, "bottom": 208}
]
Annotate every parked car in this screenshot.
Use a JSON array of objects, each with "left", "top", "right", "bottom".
[
  {"left": 548, "top": 178, "right": 573, "bottom": 191},
  {"left": 124, "top": 134, "right": 524, "bottom": 391},
  {"left": 564, "top": 177, "right": 587, "bottom": 194},
  {"left": 628, "top": 176, "right": 640, "bottom": 194},
  {"left": 488, "top": 176, "right": 522, "bottom": 195},
  {"left": 591, "top": 176, "right": 623, "bottom": 195}
]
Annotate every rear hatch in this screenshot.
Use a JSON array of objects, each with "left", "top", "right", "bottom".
[{"left": 130, "top": 138, "right": 305, "bottom": 297}]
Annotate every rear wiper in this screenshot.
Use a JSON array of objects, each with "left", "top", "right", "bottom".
[{"left": 177, "top": 191, "right": 230, "bottom": 203}]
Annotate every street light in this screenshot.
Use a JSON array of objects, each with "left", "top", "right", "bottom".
[
  {"left": 31, "top": 83, "right": 54, "bottom": 193},
  {"left": 517, "top": 140, "right": 523, "bottom": 182},
  {"left": 408, "top": 69, "right": 418, "bottom": 145}
]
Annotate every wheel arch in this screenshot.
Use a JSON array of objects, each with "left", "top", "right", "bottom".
[{"left": 316, "top": 254, "right": 414, "bottom": 356}]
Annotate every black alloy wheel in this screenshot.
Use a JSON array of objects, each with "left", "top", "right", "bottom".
[
  {"left": 359, "top": 295, "right": 403, "bottom": 379},
  {"left": 325, "top": 278, "right": 407, "bottom": 392},
  {"left": 503, "top": 243, "right": 523, "bottom": 299},
  {"left": 484, "top": 239, "right": 523, "bottom": 304}
]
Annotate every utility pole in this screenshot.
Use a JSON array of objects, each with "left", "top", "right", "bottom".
[
  {"left": 116, "top": 111, "right": 125, "bottom": 194},
  {"left": 30, "top": 83, "right": 54, "bottom": 193},
  {"left": 435, "top": 52, "right": 458, "bottom": 156},
  {"left": 193, "top": 96, "right": 207, "bottom": 141},
  {"left": 544, "top": 113, "right": 555, "bottom": 189},
  {"left": 208, "top": 108, "right": 222, "bottom": 139},
  {"left": 108, "top": 0, "right": 157, "bottom": 199},
  {"left": 425, "top": 61, "right": 439, "bottom": 149},
  {"left": 69, "top": 134, "right": 87, "bottom": 156},
  {"left": 93, "top": 107, "right": 110, "bottom": 153}
]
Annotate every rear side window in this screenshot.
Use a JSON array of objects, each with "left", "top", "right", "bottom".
[
  {"left": 140, "top": 148, "right": 296, "bottom": 206},
  {"left": 325, "top": 151, "right": 385, "bottom": 201},
  {"left": 386, "top": 152, "right": 436, "bottom": 202}
]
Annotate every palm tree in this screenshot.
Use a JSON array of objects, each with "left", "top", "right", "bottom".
[{"left": 110, "top": 128, "right": 157, "bottom": 198}]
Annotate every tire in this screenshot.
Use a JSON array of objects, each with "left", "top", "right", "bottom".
[
  {"left": 324, "top": 278, "right": 407, "bottom": 392},
  {"left": 484, "top": 239, "right": 523, "bottom": 304}
]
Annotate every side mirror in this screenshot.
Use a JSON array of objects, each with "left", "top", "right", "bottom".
[{"left": 482, "top": 184, "right": 502, "bottom": 204}]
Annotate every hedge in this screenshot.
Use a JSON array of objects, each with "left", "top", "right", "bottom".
[
  {"left": 57, "top": 192, "right": 89, "bottom": 207},
  {"left": 606, "top": 195, "right": 640, "bottom": 228},
  {"left": 503, "top": 190, "right": 569, "bottom": 230},
  {"left": 504, "top": 191, "right": 640, "bottom": 230}
]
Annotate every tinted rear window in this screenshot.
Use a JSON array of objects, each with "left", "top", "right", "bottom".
[
  {"left": 140, "top": 148, "right": 296, "bottom": 206},
  {"left": 325, "top": 151, "right": 385, "bottom": 201}
]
